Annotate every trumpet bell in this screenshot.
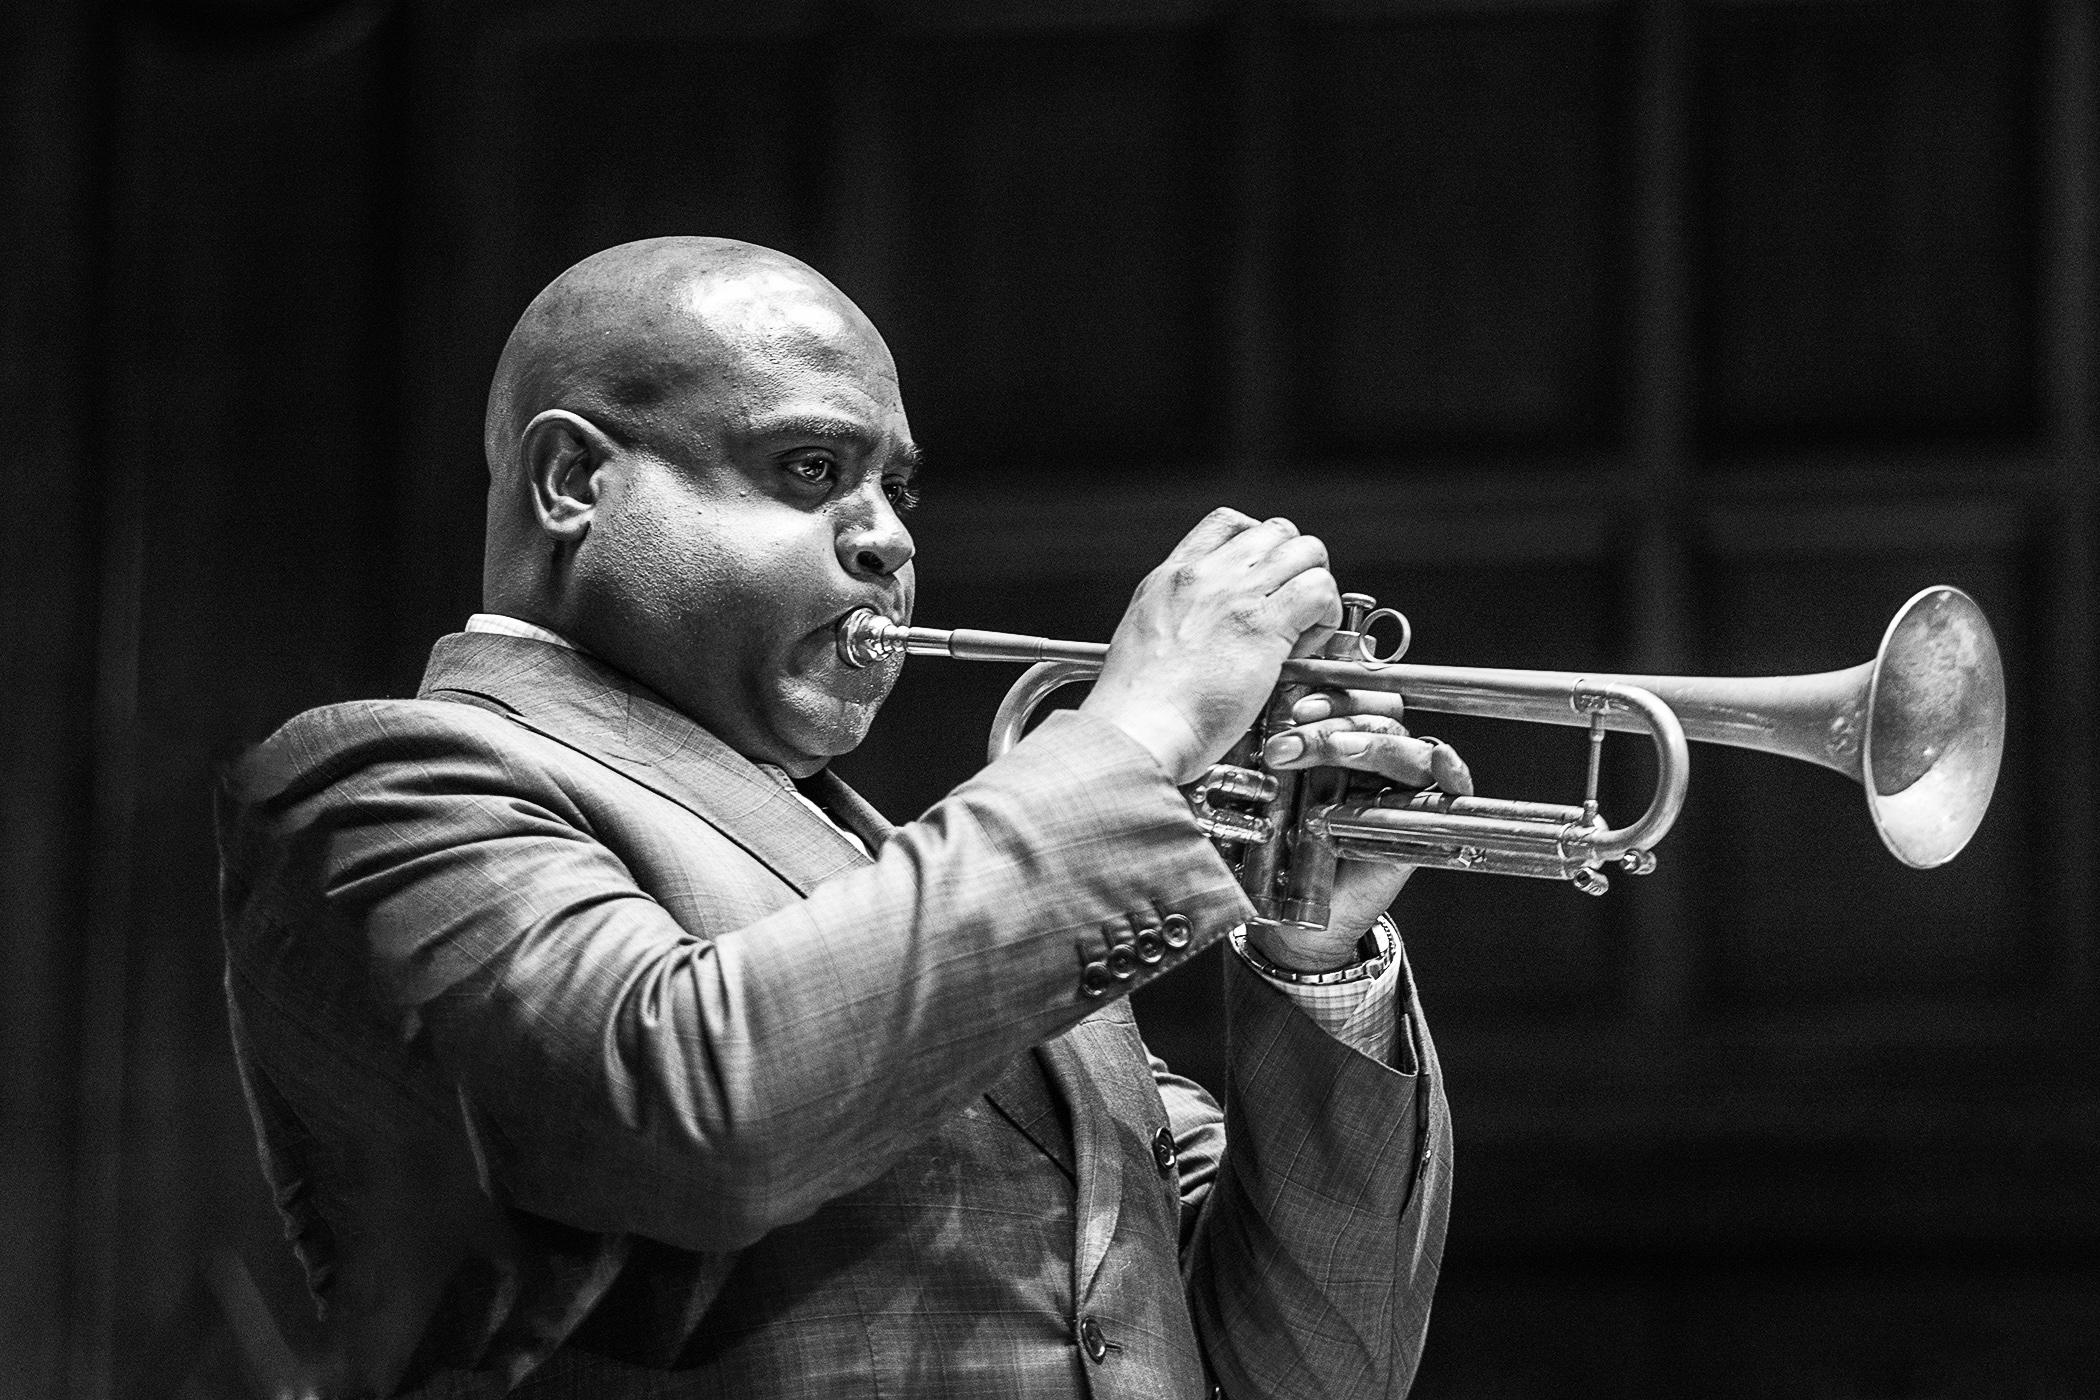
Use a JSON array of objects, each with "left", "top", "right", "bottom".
[{"left": 1863, "top": 586, "right": 2005, "bottom": 869}]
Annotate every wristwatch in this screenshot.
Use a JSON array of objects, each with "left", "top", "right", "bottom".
[{"left": 1233, "top": 913, "right": 1396, "bottom": 986}]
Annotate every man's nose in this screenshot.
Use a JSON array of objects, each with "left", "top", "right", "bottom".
[{"left": 838, "top": 487, "right": 915, "bottom": 580}]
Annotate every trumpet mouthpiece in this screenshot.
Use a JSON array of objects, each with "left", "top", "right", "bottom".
[{"left": 836, "top": 608, "right": 907, "bottom": 668}]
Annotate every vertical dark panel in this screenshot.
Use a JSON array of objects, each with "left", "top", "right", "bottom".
[
  {"left": 390, "top": 0, "right": 513, "bottom": 689},
  {"left": 1623, "top": 0, "right": 1697, "bottom": 1025},
  {"left": 1287, "top": 8, "right": 1625, "bottom": 455},
  {"left": 820, "top": 15, "right": 909, "bottom": 337},
  {"left": 0, "top": 8, "right": 103, "bottom": 1397},
  {"left": 2037, "top": 0, "right": 2097, "bottom": 1005},
  {"left": 895, "top": 26, "right": 1227, "bottom": 478},
  {"left": 1697, "top": 0, "right": 2037, "bottom": 446},
  {"left": 507, "top": 29, "right": 827, "bottom": 286},
  {"left": 88, "top": 10, "right": 404, "bottom": 1389},
  {"left": 1223, "top": 0, "right": 1288, "bottom": 478}
]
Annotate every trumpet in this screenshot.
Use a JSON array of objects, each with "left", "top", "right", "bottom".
[{"left": 836, "top": 586, "right": 2005, "bottom": 933}]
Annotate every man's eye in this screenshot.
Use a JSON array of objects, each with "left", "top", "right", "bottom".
[
  {"left": 884, "top": 479, "right": 921, "bottom": 512},
  {"left": 787, "top": 456, "right": 835, "bottom": 486}
]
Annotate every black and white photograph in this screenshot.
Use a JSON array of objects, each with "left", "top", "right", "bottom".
[{"left": 1, "top": 1, "right": 2093, "bottom": 1396}]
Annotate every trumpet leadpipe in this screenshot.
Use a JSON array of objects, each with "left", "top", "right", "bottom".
[{"left": 837, "top": 613, "right": 1109, "bottom": 668}]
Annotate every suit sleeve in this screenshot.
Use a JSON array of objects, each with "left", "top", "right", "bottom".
[
  {"left": 220, "top": 704, "right": 1253, "bottom": 1255},
  {"left": 1170, "top": 949, "right": 1452, "bottom": 1400}
]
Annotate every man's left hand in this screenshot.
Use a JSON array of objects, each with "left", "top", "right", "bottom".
[{"left": 1247, "top": 688, "right": 1473, "bottom": 972}]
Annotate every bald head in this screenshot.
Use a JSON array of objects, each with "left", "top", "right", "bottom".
[
  {"left": 484, "top": 236, "right": 885, "bottom": 483},
  {"left": 474, "top": 237, "right": 920, "bottom": 773}
]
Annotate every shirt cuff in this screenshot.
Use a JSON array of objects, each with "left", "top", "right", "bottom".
[{"left": 1230, "top": 925, "right": 1409, "bottom": 1070}]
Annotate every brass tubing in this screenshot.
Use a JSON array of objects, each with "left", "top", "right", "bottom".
[
  {"left": 988, "top": 660, "right": 1100, "bottom": 765},
  {"left": 840, "top": 582, "right": 2005, "bottom": 874},
  {"left": 1312, "top": 808, "right": 1595, "bottom": 852},
  {"left": 1369, "top": 791, "right": 1591, "bottom": 825},
  {"left": 1326, "top": 839, "right": 1592, "bottom": 881},
  {"left": 1276, "top": 657, "right": 1874, "bottom": 777},
  {"left": 851, "top": 612, "right": 1854, "bottom": 770},
  {"left": 979, "top": 659, "right": 1688, "bottom": 873},
  {"left": 850, "top": 615, "right": 1859, "bottom": 775},
  {"left": 1290, "top": 678, "right": 1688, "bottom": 865}
]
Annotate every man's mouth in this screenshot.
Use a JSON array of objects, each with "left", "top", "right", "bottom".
[
  {"left": 796, "top": 605, "right": 908, "bottom": 678},
  {"left": 826, "top": 597, "right": 909, "bottom": 633}
]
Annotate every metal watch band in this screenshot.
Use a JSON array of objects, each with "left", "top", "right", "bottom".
[{"left": 1234, "top": 914, "right": 1396, "bottom": 986}]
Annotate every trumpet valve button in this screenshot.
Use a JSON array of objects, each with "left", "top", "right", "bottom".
[
  {"left": 1191, "top": 805, "right": 1272, "bottom": 845},
  {"left": 1571, "top": 867, "right": 1611, "bottom": 897},
  {"left": 1195, "top": 764, "right": 1277, "bottom": 805},
  {"left": 1618, "top": 850, "right": 1657, "bottom": 876}
]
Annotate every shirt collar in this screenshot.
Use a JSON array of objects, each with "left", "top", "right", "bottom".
[{"left": 465, "top": 613, "right": 585, "bottom": 654}]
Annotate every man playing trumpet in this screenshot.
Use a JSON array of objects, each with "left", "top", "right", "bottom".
[{"left": 218, "top": 237, "right": 1466, "bottom": 1398}]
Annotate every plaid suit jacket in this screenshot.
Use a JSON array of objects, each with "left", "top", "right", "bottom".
[{"left": 218, "top": 632, "right": 1450, "bottom": 1399}]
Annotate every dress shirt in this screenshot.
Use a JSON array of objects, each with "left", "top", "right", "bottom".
[{"left": 461, "top": 612, "right": 1404, "bottom": 1064}]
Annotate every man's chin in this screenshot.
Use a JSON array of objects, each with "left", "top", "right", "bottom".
[{"left": 770, "top": 684, "right": 892, "bottom": 769}]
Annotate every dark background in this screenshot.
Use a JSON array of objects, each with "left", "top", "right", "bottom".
[{"left": 4, "top": 0, "right": 2097, "bottom": 1396}]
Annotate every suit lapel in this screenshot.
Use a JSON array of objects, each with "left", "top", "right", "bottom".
[
  {"left": 1038, "top": 1028, "right": 1124, "bottom": 1304},
  {"left": 981, "top": 1052, "right": 1075, "bottom": 1183},
  {"left": 580, "top": 734, "right": 871, "bottom": 893},
  {"left": 417, "top": 633, "right": 871, "bottom": 895}
]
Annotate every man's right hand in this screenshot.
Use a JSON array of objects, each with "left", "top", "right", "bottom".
[{"left": 1080, "top": 509, "right": 1341, "bottom": 785}]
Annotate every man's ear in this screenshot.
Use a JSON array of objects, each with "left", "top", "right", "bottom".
[{"left": 519, "top": 409, "right": 619, "bottom": 543}]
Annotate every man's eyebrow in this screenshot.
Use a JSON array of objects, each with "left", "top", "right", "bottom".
[
  {"left": 747, "top": 414, "right": 922, "bottom": 477},
  {"left": 748, "top": 413, "right": 871, "bottom": 445}
]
